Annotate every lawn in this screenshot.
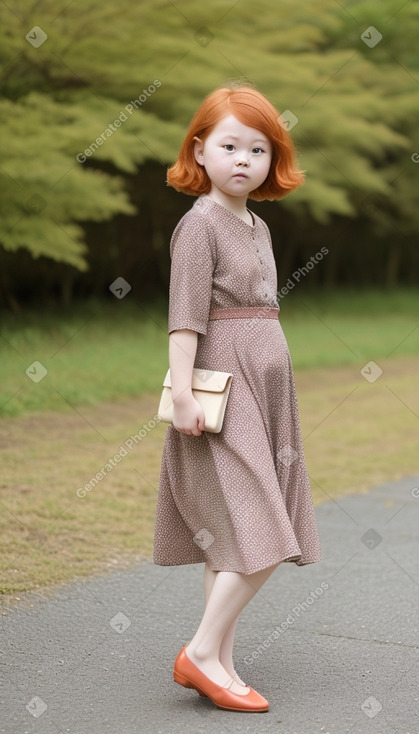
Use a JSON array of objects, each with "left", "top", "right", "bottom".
[{"left": 0, "top": 288, "right": 418, "bottom": 417}]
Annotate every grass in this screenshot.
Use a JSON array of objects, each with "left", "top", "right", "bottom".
[
  {"left": 280, "top": 287, "right": 419, "bottom": 369},
  {"left": 1, "top": 289, "right": 418, "bottom": 600},
  {"left": 0, "top": 297, "right": 169, "bottom": 417},
  {"left": 0, "top": 288, "right": 418, "bottom": 417}
]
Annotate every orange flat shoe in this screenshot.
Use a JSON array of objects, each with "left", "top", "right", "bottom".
[{"left": 173, "top": 645, "right": 269, "bottom": 712}]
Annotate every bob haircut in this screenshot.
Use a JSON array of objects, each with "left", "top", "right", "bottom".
[{"left": 167, "top": 83, "right": 305, "bottom": 201}]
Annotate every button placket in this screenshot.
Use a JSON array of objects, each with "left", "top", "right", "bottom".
[{"left": 253, "top": 229, "right": 268, "bottom": 297}]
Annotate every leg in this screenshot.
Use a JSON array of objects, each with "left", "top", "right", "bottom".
[
  {"left": 204, "top": 563, "right": 245, "bottom": 686},
  {"left": 187, "top": 561, "right": 280, "bottom": 695}
]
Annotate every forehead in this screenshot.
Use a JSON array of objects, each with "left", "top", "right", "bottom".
[{"left": 210, "top": 114, "right": 269, "bottom": 142}]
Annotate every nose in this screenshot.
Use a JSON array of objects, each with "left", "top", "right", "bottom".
[{"left": 235, "top": 153, "right": 250, "bottom": 167}]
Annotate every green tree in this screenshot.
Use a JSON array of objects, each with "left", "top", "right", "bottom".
[{"left": 0, "top": 0, "right": 418, "bottom": 289}]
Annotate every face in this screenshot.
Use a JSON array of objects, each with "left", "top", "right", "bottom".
[{"left": 193, "top": 114, "right": 272, "bottom": 200}]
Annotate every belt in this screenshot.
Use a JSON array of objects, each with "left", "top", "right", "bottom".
[{"left": 208, "top": 306, "right": 279, "bottom": 320}]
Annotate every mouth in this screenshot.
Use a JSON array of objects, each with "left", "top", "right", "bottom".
[{"left": 233, "top": 173, "right": 248, "bottom": 179}]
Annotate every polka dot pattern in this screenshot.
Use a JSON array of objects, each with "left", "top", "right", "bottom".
[{"left": 153, "top": 195, "right": 321, "bottom": 574}]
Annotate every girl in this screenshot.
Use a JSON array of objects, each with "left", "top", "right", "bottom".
[{"left": 153, "top": 83, "right": 321, "bottom": 713}]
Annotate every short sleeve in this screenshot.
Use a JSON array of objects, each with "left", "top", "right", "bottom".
[{"left": 168, "top": 211, "right": 216, "bottom": 335}]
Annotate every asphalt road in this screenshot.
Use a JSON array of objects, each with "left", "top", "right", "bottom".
[{"left": 1, "top": 476, "right": 418, "bottom": 734}]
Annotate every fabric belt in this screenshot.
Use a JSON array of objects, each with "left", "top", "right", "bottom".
[{"left": 208, "top": 306, "right": 279, "bottom": 320}]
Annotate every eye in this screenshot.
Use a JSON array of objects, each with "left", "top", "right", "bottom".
[
  {"left": 223, "top": 144, "right": 235, "bottom": 151},
  {"left": 252, "top": 147, "right": 264, "bottom": 154}
]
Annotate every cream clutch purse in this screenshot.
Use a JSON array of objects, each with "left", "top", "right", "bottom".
[{"left": 158, "top": 368, "right": 233, "bottom": 433}]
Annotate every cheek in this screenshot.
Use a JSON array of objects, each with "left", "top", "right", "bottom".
[
  {"left": 253, "top": 159, "right": 270, "bottom": 180},
  {"left": 207, "top": 153, "right": 229, "bottom": 171},
  {"left": 261, "top": 157, "right": 272, "bottom": 176}
]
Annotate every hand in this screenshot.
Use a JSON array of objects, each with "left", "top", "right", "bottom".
[{"left": 172, "top": 394, "right": 206, "bottom": 436}]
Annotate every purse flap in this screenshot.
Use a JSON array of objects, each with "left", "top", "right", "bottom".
[{"left": 162, "top": 368, "right": 232, "bottom": 393}]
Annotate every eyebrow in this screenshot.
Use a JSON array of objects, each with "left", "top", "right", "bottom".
[{"left": 222, "top": 134, "right": 269, "bottom": 144}]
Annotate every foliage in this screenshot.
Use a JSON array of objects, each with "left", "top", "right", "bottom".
[{"left": 0, "top": 0, "right": 418, "bottom": 288}]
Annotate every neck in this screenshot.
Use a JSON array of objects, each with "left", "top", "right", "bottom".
[{"left": 205, "top": 189, "right": 248, "bottom": 218}]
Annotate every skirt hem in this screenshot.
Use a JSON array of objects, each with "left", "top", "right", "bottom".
[{"left": 153, "top": 551, "right": 322, "bottom": 575}]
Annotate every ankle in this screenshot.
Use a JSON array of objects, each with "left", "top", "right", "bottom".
[{"left": 187, "top": 642, "right": 219, "bottom": 663}]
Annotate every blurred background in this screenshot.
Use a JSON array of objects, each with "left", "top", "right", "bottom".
[{"left": 1, "top": 0, "right": 418, "bottom": 595}]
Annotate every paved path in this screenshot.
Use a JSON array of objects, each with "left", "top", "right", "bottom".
[{"left": 1, "top": 476, "right": 419, "bottom": 734}]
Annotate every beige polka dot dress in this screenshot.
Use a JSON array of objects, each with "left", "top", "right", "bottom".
[{"left": 153, "top": 195, "right": 321, "bottom": 574}]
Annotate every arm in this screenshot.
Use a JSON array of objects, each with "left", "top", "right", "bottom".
[{"left": 169, "top": 329, "right": 206, "bottom": 436}]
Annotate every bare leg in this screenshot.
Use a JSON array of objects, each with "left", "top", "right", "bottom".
[
  {"left": 203, "top": 564, "right": 246, "bottom": 686},
  {"left": 187, "top": 561, "right": 280, "bottom": 695}
]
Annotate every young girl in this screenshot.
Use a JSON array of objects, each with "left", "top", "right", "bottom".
[{"left": 153, "top": 83, "right": 321, "bottom": 713}]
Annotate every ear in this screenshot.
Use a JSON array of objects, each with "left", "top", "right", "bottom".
[{"left": 193, "top": 136, "right": 205, "bottom": 166}]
